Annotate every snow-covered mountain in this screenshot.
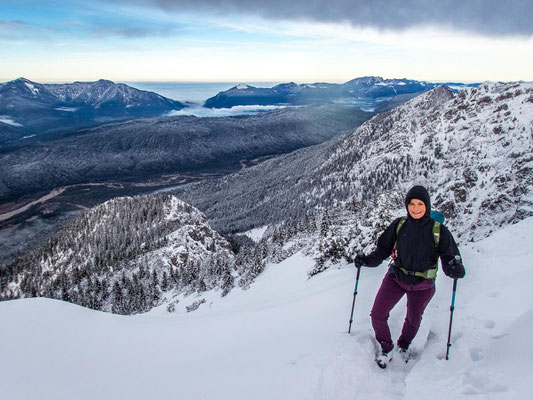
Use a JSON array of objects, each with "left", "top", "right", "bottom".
[
  {"left": 342, "top": 76, "right": 432, "bottom": 97},
  {"left": 1, "top": 216, "right": 532, "bottom": 400},
  {"left": 203, "top": 76, "right": 473, "bottom": 109},
  {"left": 1, "top": 194, "right": 238, "bottom": 314},
  {"left": 178, "top": 82, "right": 533, "bottom": 246},
  {"left": 0, "top": 78, "right": 185, "bottom": 143},
  {"left": 2, "top": 81, "right": 531, "bottom": 315}
]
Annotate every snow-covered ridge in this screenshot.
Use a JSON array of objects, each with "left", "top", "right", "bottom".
[
  {"left": 41, "top": 79, "right": 177, "bottom": 108},
  {"left": 288, "top": 81, "right": 533, "bottom": 269},
  {"left": 2, "top": 194, "right": 236, "bottom": 314},
  {"left": 316, "top": 81, "right": 533, "bottom": 242},
  {"left": 0, "top": 77, "right": 186, "bottom": 138},
  {"left": 176, "top": 81, "right": 532, "bottom": 246}
]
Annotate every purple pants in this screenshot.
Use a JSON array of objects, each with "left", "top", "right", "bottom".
[{"left": 370, "top": 273, "right": 435, "bottom": 353}]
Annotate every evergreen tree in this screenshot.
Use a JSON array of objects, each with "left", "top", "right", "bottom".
[{"left": 111, "top": 281, "right": 123, "bottom": 314}]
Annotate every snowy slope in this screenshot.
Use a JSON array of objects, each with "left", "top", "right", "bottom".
[
  {"left": 2, "top": 194, "right": 236, "bottom": 314},
  {"left": 177, "top": 82, "right": 533, "bottom": 242},
  {"left": 1, "top": 217, "right": 531, "bottom": 400}
]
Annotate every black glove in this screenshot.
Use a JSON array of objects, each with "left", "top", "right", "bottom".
[
  {"left": 446, "top": 256, "right": 465, "bottom": 279},
  {"left": 354, "top": 254, "right": 368, "bottom": 269}
]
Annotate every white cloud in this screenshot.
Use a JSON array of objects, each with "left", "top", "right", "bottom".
[
  {"left": 167, "top": 105, "right": 289, "bottom": 117},
  {"left": 112, "top": 0, "right": 533, "bottom": 37},
  {"left": 2, "top": 4, "right": 532, "bottom": 83}
]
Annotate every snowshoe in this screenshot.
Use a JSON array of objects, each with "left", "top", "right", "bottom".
[{"left": 376, "top": 351, "right": 392, "bottom": 369}]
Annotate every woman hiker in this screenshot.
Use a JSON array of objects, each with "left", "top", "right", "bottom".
[{"left": 354, "top": 185, "right": 465, "bottom": 368}]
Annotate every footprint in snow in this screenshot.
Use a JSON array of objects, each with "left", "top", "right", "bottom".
[
  {"left": 484, "top": 320, "right": 496, "bottom": 329},
  {"left": 469, "top": 347, "right": 484, "bottom": 362}
]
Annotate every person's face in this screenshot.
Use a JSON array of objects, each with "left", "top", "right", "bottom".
[{"left": 408, "top": 199, "right": 426, "bottom": 219}]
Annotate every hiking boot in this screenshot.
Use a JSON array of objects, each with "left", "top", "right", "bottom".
[
  {"left": 376, "top": 351, "right": 392, "bottom": 369},
  {"left": 398, "top": 347, "right": 410, "bottom": 363}
]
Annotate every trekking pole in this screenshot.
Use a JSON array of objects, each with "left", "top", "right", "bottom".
[
  {"left": 445, "top": 278, "right": 458, "bottom": 360},
  {"left": 348, "top": 265, "right": 362, "bottom": 334}
]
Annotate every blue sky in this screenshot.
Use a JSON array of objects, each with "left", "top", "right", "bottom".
[{"left": 1, "top": 0, "right": 532, "bottom": 83}]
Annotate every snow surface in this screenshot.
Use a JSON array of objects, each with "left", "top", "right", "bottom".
[
  {"left": 244, "top": 225, "right": 269, "bottom": 242},
  {"left": 54, "top": 107, "right": 80, "bottom": 112},
  {"left": 0, "top": 115, "right": 23, "bottom": 127},
  {"left": 1, "top": 217, "right": 532, "bottom": 400},
  {"left": 24, "top": 81, "right": 39, "bottom": 95}
]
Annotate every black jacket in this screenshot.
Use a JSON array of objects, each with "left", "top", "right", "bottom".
[
  {"left": 363, "top": 214, "right": 463, "bottom": 285},
  {"left": 361, "top": 186, "right": 465, "bottom": 285}
]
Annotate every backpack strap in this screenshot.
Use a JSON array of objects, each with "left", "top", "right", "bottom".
[
  {"left": 391, "top": 217, "right": 441, "bottom": 280},
  {"left": 432, "top": 221, "right": 441, "bottom": 251},
  {"left": 391, "top": 217, "right": 406, "bottom": 260}
]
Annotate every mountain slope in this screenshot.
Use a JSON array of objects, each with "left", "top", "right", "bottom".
[
  {"left": 1, "top": 216, "right": 531, "bottom": 400},
  {"left": 0, "top": 78, "right": 185, "bottom": 143},
  {"left": 0, "top": 104, "right": 372, "bottom": 203},
  {"left": 1, "top": 194, "right": 236, "bottom": 314},
  {"left": 176, "top": 82, "right": 533, "bottom": 242}
]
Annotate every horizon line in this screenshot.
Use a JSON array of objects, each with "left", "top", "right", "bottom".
[{"left": 0, "top": 76, "right": 503, "bottom": 86}]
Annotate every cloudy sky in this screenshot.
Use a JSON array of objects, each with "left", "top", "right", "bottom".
[{"left": 1, "top": 0, "right": 532, "bottom": 83}]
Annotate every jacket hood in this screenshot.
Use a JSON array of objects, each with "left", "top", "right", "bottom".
[{"left": 405, "top": 185, "right": 431, "bottom": 217}]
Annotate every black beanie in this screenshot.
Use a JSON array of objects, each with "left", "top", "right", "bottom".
[{"left": 405, "top": 186, "right": 431, "bottom": 216}]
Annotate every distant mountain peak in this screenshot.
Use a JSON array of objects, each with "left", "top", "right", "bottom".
[
  {"left": 357, "top": 75, "right": 384, "bottom": 81},
  {"left": 12, "top": 77, "right": 34, "bottom": 83},
  {"left": 0, "top": 78, "right": 186, "bottom": 139},
  {"left": 8, "top": 77, "right": 39, "bottom": 87},
  {"left": 344, "top": 76, "right": 384, "bottom": 85},
  {"left": 204, "top": 76, "right": 459, "bottom": 109},
  {"left": 275, "top": 82, "right": 299, "bottom": 87},
  {"left": 409, "top": 84, "right": 455, "bottom": 109},
  {"left": 432, "top": 84, "right": 455, "bottom": 96},
  {"left": 5, "top": 77, "right": 44, "bottom": 96}
]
